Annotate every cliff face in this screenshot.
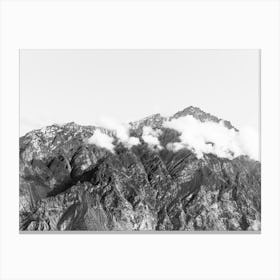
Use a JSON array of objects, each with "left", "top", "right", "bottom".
[{"left": 19, "top": 107, "right": 261, "bottom": 231}]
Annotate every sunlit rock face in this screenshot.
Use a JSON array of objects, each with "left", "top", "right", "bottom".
[{"left": 19, "top": 107, "right": 261, "bottom": 231}]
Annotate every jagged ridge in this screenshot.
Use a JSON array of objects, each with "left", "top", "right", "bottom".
[{"left": 19, "top": 107, "right": 260, "bottom": 231}]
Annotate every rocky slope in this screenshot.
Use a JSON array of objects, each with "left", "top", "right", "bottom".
[{"left": 19, "top": 107, "right": 261, "bottom": 231}]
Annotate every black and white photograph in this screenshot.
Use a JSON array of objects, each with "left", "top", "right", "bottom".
[
  {"left": 2, "top": 0, "right": 280, "bottom": 279},
  {"left": 19, "top": 49, "right": 261, "bottom": 232}
]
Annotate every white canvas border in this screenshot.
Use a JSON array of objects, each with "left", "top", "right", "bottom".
[{"left": 1, "top": 1, "right": 280, "bottom": 279}]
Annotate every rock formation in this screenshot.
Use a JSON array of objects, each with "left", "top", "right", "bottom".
[{"left": 19, "top": 107, "right": 261, "bottom": 231}]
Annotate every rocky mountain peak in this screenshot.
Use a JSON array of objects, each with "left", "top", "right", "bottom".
[
  {"left": 170, "top": 106, "right": 237, "bottom": 130},
  {"left": 129, "top": 113, "right": 167, "bottom": 130},
  {"left": 129, "top": 106, "right": 237, "bottom": 133},
  {"left": 19, "top": 106, "right": 260, "bottom": 231}
]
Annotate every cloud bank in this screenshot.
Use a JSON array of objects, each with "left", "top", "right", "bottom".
[
  {"left": 142, "top": 126, "right": 162, "bottom": 149},
  {"left": 95, "top": 117, "right": 140, "bottom": 148},
  {"left": 87, "top": 115, "right": 259, "bottom": 160},
  {"left": 163, "top": 116, "right": 259, "bottom": 160},
  {"left": 87, "top": 129, "right": 115, "bottom": 152}
]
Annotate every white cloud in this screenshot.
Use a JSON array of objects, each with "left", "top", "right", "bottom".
[
  {"left": 96, "top": 116, "right": 140, "bottom": 148},
  {"left": 163, "top": 116, "right": 259, "bottom": 160},
  {"left": 87, "top": 129, "right": 115, "bottom": 152},
  {"left": 126, "top": 136, "right": 140, "bottom": 147},
  {"left": 142, "top": 126, "right": 162, "bottom": 149},
  {"left": 237, "top": 126, "right": 259, "bottom": 161}
]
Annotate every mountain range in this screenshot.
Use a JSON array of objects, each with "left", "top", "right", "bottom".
[{"left": 19, "top": 106, "right": 261, "bottom": 231}]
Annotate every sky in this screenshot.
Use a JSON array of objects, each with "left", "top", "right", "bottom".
[{"left": 20, "top": 49, "right": 260, "bottom": 136}]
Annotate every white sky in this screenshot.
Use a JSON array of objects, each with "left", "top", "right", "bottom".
[{"left": 20, "top": 49, "right": 260, "bottom": 136}]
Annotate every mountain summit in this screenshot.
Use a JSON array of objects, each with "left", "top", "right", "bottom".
[
  {"left": 170, "top": 106, "right": 237, "bottom": 130},
  {"left": 19, "top": 107, "right": 260, "bottom": 231},
  {"left": 129, "top": 106, "right": 237, "bottom": 132}
]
